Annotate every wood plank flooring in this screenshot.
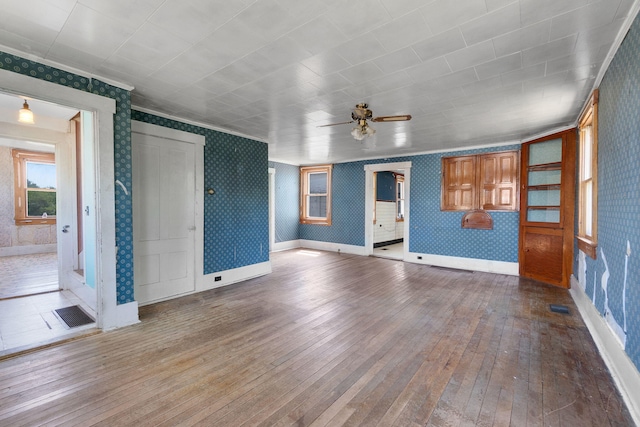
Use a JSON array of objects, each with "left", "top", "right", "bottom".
[{"left": 0, "top": 249, "right": 634, "bottom": 426}]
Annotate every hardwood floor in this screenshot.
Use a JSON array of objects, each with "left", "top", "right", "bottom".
[{"left": 0, "top": 249, "right": 633, "bottom": 426}]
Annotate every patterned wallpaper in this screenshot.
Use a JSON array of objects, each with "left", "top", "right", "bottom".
[
  {"left": 0, "top": 51, "right": 134, "bottom": 304},
  {"left": 575, "top": 13, "right": 640, "bottom": 372},
  {"left": 295, "top": 145, "right": 520, "bottom": 262},
  {"left": 269, "top": 161, "right": 300, "bottom": 242},
  {"left": 132, "top": 111, "right": 269, "bottom": 274}
]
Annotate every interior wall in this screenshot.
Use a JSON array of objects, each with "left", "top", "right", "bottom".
[
  {"left": 0, "top": 50, "right": 134, "bottom": 305},
  {"left": 0, "top": 146, "right": 56, "bottom": 251},
  {"left": 268, "top": 161, "right": 300, "bottom": 243},
  {"left": 293, "top": 144, "right": 520, "bottom": 263},
  {"left": 132, "top": 111, "right": 269, "bottom": 274},
  {"left": 574, "top": 11, "right": 640, "bottom": 374}
]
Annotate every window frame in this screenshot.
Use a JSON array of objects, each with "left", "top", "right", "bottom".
[
  {"left": 577, "top": 89, "right": 598, "bottom": 259},
  {"left": 395, "top": 173, "right": 405, "bottom": 221},
  {"left": 12, "top": 149, "right": 57, "bottom": 225},
  {"left": 300, "top": 164, "right": 332, "bottom": 225}
]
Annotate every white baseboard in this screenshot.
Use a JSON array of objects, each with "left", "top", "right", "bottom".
[
  {"left": 299, "top": 240, "right": 367, "bottom": 256},
  {"left": 201, "top": 261, "right": 272, "bottom": 291},
  {"left": 271, "top": 240, "right": 302, "bottom": 252},
  {"left": 569, "top": 275, "right": 640, "bottom": 425},
  {"left": 0, "top": 244, "right": 57, "bottom": 257},
  {"left": 407, "top": 252, "right": 519, "bottom": 276}
]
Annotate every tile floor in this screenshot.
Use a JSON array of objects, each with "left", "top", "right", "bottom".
[{"left": 372, "top": 242, "right": 404, "bottom": 260}]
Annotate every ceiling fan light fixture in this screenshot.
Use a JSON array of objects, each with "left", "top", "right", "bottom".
[
  {"left": 351, "top": 120, "right": 375, "bottom": 141},
  {"left": 18, "top": 99, "right": 35, "bottom": 124}
]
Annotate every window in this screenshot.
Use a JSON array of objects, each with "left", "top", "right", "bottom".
[
  {"left": 441, "top": 150, "right": 519, "bottom": 211},
  {"left": 300, "top": 165, "right": 332, "bottom": 225},
  {"left": 12, "top": 149, "right": 57, "bottom": 225},
  {"left": 577, "top": 89, "right": 598, "bottom": 258},
  {"left": 396, "top": 174, "right": 405, "bottom": 221}
]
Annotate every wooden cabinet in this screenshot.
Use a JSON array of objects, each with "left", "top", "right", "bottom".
[
  {"left": 442, "top": 150, "right": 519, "bottom": 211},
  {"left": 519, "top": 130, "right": 576, "bottom": 288}
]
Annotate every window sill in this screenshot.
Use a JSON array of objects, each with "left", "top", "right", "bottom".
[
  {"left": 15, "top": 218, "right": 57, "bottom": 226},
  {"left": 576, "top": 236, "right": 597, "bottom": 259},
  {"left": 300, "top": 219, "right": 332, "bottom": 226}
]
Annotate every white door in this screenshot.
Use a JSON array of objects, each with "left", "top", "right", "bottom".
[{"left": 132, "top": 132, "right": 196, "bottom": 304}]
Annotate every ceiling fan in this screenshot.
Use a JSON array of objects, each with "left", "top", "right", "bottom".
[{"left": 318, "top": 103, "right": 412, "bottom": 141}]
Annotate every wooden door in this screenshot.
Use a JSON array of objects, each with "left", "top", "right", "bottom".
[
  {"left": 519, "top": 130, "right": 576, "bottom": 287},
  {"left": 132, "top": 132, "right": 196, "bottom": 304}
]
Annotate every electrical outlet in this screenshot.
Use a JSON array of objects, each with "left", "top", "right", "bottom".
[{"left": 215, "top": 276, "right": 222, "bottom": 282}]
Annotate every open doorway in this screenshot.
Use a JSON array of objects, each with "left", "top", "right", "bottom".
[
  {"left": 0, "top": 91, "right": 99, "bottom": 352},
  {"left": 372, "top": 170, "right": 405, "bottom": 260},
  {"left": 364, "top": 161, "right": 412, "bottom": 260}
]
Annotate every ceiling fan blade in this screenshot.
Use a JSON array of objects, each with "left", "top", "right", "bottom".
[
  {"left": 371, "top": 114, "right": 412, "bottom": 122},
  {"left": 316, "top": 120, "right": 354, "bottom": 128}
]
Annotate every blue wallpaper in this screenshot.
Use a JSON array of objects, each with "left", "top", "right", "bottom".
[
  {"left": 575, "top": 13, "right": 640, "bottom": 372},
  {"left": 269, "top": 161, "right": 300, "bottom": 242},
  {"left": 132, "top": 112, "right": 269, "bottom": 274},
  {"left": 376, "top": 171, "right": 396, "bottom": 201},
  {"left": 296, "top": 144, "right": 520, "bottom": 262},
  {"left": 0, "top": 51, "right": 135, "bottom": 305}
]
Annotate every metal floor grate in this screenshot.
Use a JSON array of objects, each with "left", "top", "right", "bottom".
[{"left": 54, "top": 305, "right": 94, "bottom": 328}]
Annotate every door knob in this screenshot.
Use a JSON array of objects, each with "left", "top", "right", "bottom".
[{"left": 62, "top": 225, "right": 70, "bottom": 233}]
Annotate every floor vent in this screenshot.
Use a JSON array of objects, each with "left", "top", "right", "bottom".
[
  {"left": 430, "top": 266, "right": 473, "bottom": 273},
  {"left": 550, "top": 304, "right": 570, "bottom": 314},
  {"left": 54, "top": 305, "right": 95, "bottom": 328}
]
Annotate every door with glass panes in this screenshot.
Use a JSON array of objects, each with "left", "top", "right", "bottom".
[{"left": 519, "top": 130, "right": 576, "bottom": 288}]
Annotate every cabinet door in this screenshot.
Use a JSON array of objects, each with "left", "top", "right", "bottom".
[
  {"left": 519, "top": 130, "right": 576, "bottom": 288},
  {"left": 479, "top": 151, "right": 519, "bottom": 210},
  {"left": 441, "top": 155, "right": 476, "bottom": 210}
]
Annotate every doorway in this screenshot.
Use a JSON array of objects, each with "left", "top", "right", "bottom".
[{"left": 364, "top": 161, "right": 412, "bottom": 260}]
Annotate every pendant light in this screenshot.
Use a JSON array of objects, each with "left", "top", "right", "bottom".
[{"left": 18, "top": 99, "right": 35, "bottom": 124}]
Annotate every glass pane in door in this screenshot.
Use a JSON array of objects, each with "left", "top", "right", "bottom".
[{"left": 528, "top": 138, "right": 562, "bottom": 165}]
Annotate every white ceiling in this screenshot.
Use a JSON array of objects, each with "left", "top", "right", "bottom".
[{"left": 0, "top": 0, "right": 637, "bottom": 165}]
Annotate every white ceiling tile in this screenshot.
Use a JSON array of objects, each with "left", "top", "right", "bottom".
[
  {"left": 460, "top": 2, "right": 522, "bottom": 45},
  {"left": 55, "top": 4, "right": 137, "bottom": 58},
  {"left": 339, "top": 62, "right": 386, "bottom": 84},
  {"left": 233, "top": 0, "right": 297, "bottom": 42},
  {"left": 474, "top": 52, "right": 522, "bottom": 80},
  {"left": 421, "top": 0, "right": 488, "bottom": 34},
  {"left": 521, "top": 35, "right": 578, "bottom": 67},
  {"left": 500, "top": 63, "right": 546, "bottom": 86},
  {"left": 520, "top": 0, "right": 590, "bottom": 27},
  {"left": 445, "top": 40, "right": 495, "bottom": 72},
  {"left": 462, "top": 76, "right": 503, "bottom": 96},
  {"left": 308, "top": 73, "right": 353, "bottom": 93},
  {"left": 302, "top": 52, "right": 351, "bottom": 76},
  {"left": 492, "top": 20, "right": 551, "bottom": 58},
  {"left": 334, "top": 35, "right": 388, "bottom": 66},
  {"left": 411, "top": 28, "right": 467, "bottom": 62},
  {"left": 256, "top": 36, "right": 313, "bottom": 69},
  {"left": 435, "top": 68, "right": 480, "bottom": 90},
  {"left": 0, "top": 28, "right": 52, "bottom": 58},
  {"left": 287, "top": 17, "right": 348, "bottom": 55},
  {"left": 325, "top": 0, "right": 392, "bottom": 39},
  {"left": 615, "top": 0, "right": 635, "bottom": 19},
  {"left": 378, "top": 0, "right": 428, "bottom": 19},
  {"left": 372, "top": 11, "right": 432, "bottom": 52},
  {"left": 405, "top": 57, "right": 452, "bottom": 82},
  {"left": 373, "top": 48, "right": 422, "bottom": 75},
  {"left": 115, "top": 23, "right": 192, "bottom": 70},
  {"left": 148, "top": 0, "right": 221, "bottom": 44},
  {"left": 574, "top": 18, "right": 627, "bottom": 51},
  {"left": 549, "top": 1, "right": 620, "bottom": 41},
  {"left": 78, "top": 0, "right": 157, "bottom": 28},
  {"left": 484, "top": 0, "right": 517, "bottom": 12},
  {"left": 46, "top": 42, "right": 107, "bottom": 71},
  {"left": 99, "top": 55, "right": 155, "bottom": 81},
  {"left": 370, "top": 71, "right": 413, "bottom": 93},
  {"left": 149, "top": 45, "right": 223, "bottom": 88}
]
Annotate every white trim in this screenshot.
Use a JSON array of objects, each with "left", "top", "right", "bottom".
[
  {"left": 133, "top": 106, "right": 268, "bottom": 144},
  {"left": 268, "top": 168, "right": 276, "bottom": 252},
  {"left": 195, "top": 142, "right": 205, "bottom": 294},
  {"left": 0, "top": 243, "right": 57, "bottom": 257},
  {"left": 570, "top": 275, "right": 640, "bottom": 426},
  {"left": 0, "top": 122, "right": 68, "bottom": 145},
  {"left": 0, "top": 44, "right": 134, "bottom": 91},
  {"left": 272, "top": 240, "right": 302, "bottom": 252},
  {"left": 299, "top": 240, "right": 366, "bottom": 256},
  {"left": 407, "top": 252, "right": 519, "bottom": 276},
  {"left": 200, "top": 261, "right": 272, "bottom": 291},
  {"left": 109, "top": 301, "right": 140, "bottom": 330},
  {"left": 0, "top": 67, "right": 129, "bottom": 331},
  {"left": 131, "top": 121, "right": 205, "bottom": 146},
  {"left": 364, "top": 162, "right": 412, "bottom": 258}
]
